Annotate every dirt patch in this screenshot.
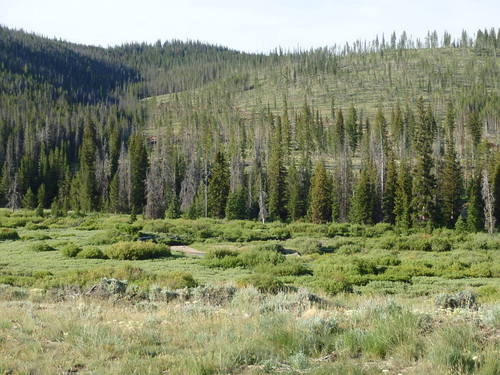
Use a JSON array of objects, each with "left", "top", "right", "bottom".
[{"left": 171, "top": 245, "right": 205, "bottom": 256}]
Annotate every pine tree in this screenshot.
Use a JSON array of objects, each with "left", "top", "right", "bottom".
[
  {"left": 382, "top": 147, "right": 397, "bottom": 224},
  {"left": 165, "top": 193, "right": 181, "bottom": 219},
  {"left": 286, "top": 163, "right": 303, "bottom": 221},
  {"left": 225, "top": 189, "right": 247, "bottom": 220},
  {"left": 350, "top": 163, "right": 376, "bottom": 224},
  {"left": 411, "top": 98, "right": 436, "bottom": 228},
  {"left": 467, "top": 175, "right": 484, "bottom": 232},
  {"left": 440, "top": 103, "right": 464, "bottom": 228},
  {"left": 22, "top": 187, "right": 37, "bottom": 209},
  {"left": 494, "top": 159, "right": 500, "bottom": 228},
  {"left": 267, "top": 126, "right": 287, "bottom": 221},
  {"left": 346, "top": 105, "right": 359, "bottom": 151},
  {"left": 78, "top": 119, "right": 98, "bottom": 211},
  {"left": 394, "top": 159, "right": 412, "bottom": 230},
  {"left": 37, "top": 183, "right": 47, "bottom": 208},
  {"left": 309, "top": 161, "right": 332, "bottom": 223},
  {"left": 208, "top": 151, "right": 230, "bottom": 218},
  {"left": 129, "top": 133, "right": 148, "bottom": 214},
  {"left": 109, "top": 173, "right": 120, "bottom": 213}
]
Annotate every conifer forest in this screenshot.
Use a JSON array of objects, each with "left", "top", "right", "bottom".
[{"left": 0, "top": 24, "right": 499, "bottom": 375}]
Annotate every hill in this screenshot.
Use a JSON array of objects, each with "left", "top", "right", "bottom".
[{"left": 0, "top": 25, "right": 499, "bottom": 231}]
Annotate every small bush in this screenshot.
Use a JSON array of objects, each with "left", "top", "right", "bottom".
[
  {"left": 287, "top": 237, "right": 323, "bottom": 254},
  {"left": 238, "top": 274, "right": 284, "bottom": 293},
  {"left": 77, "top": 247, "right": 107, "bottom": 259},
  {"left": 60, "top": 243, "right": 82, "bottom": 258},
  {"left": 255, "top": 243, "right": 284, "bottom": 252},
  {"left": 105, "top": 241, "right": 171, "bottom": 260},
  {"left": 431, "top": 238, "right": 452, "bottom": 252},
  {"left": 435, "top": 290, "right": 478, "bottom": 310},
  {"left": 337, "top": 244, "right": 363, "bottom": 254},
  {"left": 0, "top": 228, "right": 20, "bottom": 241},
  {"left": 159, "top": 271, "right": 198, "bottom": 289},
  {"left": 29, "top": 242, "right": 56, "bottom": 252}
]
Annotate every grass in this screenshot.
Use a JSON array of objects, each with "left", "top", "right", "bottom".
[
  {"left": 0, "top": 287, "right": 498, "bottom": 374},
  {"left": 0, "top": 209, "right": 498, "bottom": 373},
  {"left": 0, "top": 209, "right": 498, "bottom": 298}
]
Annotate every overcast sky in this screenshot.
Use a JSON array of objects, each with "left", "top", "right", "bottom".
[{"left": 0, "top": 0, "right": 498, "bottom": 52}]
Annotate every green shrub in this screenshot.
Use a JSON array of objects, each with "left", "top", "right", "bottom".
[
  {"left": 29, "top": 242, "right": 56, "bottom": 252},
  {"left": 105, "top": 241, "right": 171, "bottom": 260},
  {"left": 287, "top": 237, "right": 323, "bottom": 254},
  {"left": 60, "top": 243, "right": 82, "bottom": 258},
  {"left": 327, "top": 223, "right": 351, "bottom": 237},
  {"left": 237, "top": 274, "right": 284, "bottom": 293},
  {"left": 337, "top": 244, "right": 363, "bottom": 255},
  {"left": 238, "top": 249, "right": 285, "bottom": 267},
  {"left": 256, "top": 243, "right": 284, "bottom": 252},
  {"left": 158, "top": 271, "right": 198, "bottom": 289},
  {"left": 76, "top": 247, "right": 107, "bottom": 259},
  {"left": 258, "top": 258, "right": 312, "bottom": 276},
  {"left": 431, "top": 238, "right": 452, "bottom": 252},
  {"left": 0, "top": 228, "right": 20, "bottom": 241}
]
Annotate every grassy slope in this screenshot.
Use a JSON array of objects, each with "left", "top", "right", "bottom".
[{"left": 151, "top": 47, "right": 499, "bottom": 122}]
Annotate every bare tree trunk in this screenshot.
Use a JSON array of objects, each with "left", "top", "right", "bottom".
[{"left": 482, "top": 169, "right": 496, "bottom": 234}]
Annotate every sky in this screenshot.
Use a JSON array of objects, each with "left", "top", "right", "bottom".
[{"left": 0, "top": 0, "right": 498, "bottom": 52}]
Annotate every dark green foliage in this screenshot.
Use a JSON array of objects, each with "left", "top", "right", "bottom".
[
  {"left": 267, "top": 119, "right": 287, "bottom": 221},
  {"left": 411, "top": 99, "right": 436, "bottom": 228},
  {"left": 394, "top": 160, "right": 412, "bottom": 230},
  {"left": 129, "top": 133, "right": 148, "bottom": 214},
  {"left": 467, "top": 176, "right": 484, "bottom": 232},
  {"left": 22, "top": 188, "right": 36, "bottom": 209},
  {"left": 105, "top": 241, "right": 171, "bottom": 260},
  {"left": 0, "top": 228, "right": 20, "bottom": 241},
  {"left": 76, "top": 247, "right": 107, "bottom": 259},
  {"left": 350, "top": 163, "right": 376, "bottom": 225},
  {"left": 208, "top": 152, "right": 230, "bottom": 218},
  {"left": 225, "top": 189, "right": 247, "bottom": 220},
  {"left": 60, "top": 243, "right": 82, "bottom": 258},
  {"left": 440, "top": 105, "right": 464, "bottom": 228},
  {"left": 309, "top": 161, "right": 331, "bottom": 223},
  {"left": 78, "top": 120, "right": 98, "bottom": 212}
]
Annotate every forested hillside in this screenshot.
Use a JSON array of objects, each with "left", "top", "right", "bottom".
[{"left": 0, "top": 25, "right": 499, "bottom": 232}]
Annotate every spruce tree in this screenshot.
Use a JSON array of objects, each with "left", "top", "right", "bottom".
[
  {"left": 22, "top": 187, "right": 37, "bottom": 209},
  {"left": 208, "top": 151, "right": 230, "bottom": 218},
  {"left": 467, "top": 175, "right": 484, "bottom": 232},
  {"left": 382, "top": 147, "right": 397, "bottom": 224},
  {"left": 267, "top": 128, "right": 287, "bottom": 221},
  {"left": 129, "top": 133, "right": 148, "bottom": 214},
  {"left": 37, "top": 183, "right": 47, "bottom": 208},
  {"left": 346, "top": 105, "right": 359, "bottom": 151},
  {"left": 394, "top": 159, "right": 412, "bottom": 230},
  {"left": 78, "top": 119, "right": 98, "bottom": 211},
  {"left": 225, "top": 189, "right": 247, "bottom": 220},
  {"left": 286, "top": 163, "right": 303, "bottom": 221},
  {"left": 440, "top": 103, "right": 464, "bottom": 228},
  {"left": 350, "top": 163, "right": 376, "bottom": 224},
  {"left": 411, "top": 98, "right": 436, "bottom": 228},
  {"left": 309, "top": 161, "right": 332, "bottom": 223}
]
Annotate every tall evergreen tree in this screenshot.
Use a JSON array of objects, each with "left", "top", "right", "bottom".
[
  {"left": 267, "top": 124, "right": 287, "bottom": 221},
  {"left": 382, "top": 147, "right": 397, "bottom": 224},
  {"left": 394, "top": 159, "right": 412, "bottom": 230},
  {"left": 440, "top": 103, "right": 464, "bottom": 228},
  {"left": 208, "top": 151, "right": 230, "bottom": 218},
  {"left": 309, "top": 161, "right": 332, "bottom": 223},
  {"left": 129, "top": 132, "right": 148, "bottom": 214},
  {"left": 78, "top": 119, "right": 98, "bottom": 211},
  {"left": 467, "top": 175, "right": 484, "bottom": 232},
  {"left": 350, "top": 162, "right": 376, "bottom": 224},
  {"left": 411, "top": 98, "right": 436, "bottom": 228}
]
